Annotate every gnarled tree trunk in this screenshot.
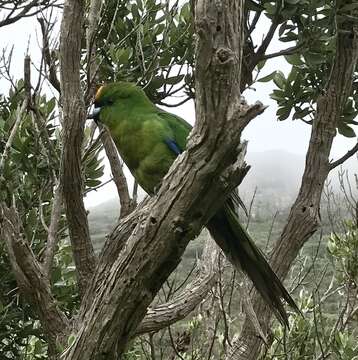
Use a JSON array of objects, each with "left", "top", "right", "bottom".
[{"left": 228, "top": 17, "right": 358, "bottom": 360}]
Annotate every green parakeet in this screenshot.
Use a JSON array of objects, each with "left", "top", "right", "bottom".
[{"left": 89, "top": 82, "right": 299, "bottom": 326}]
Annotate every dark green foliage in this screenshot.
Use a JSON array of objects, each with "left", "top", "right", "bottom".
[
  {"left": 328, "top": 220, "right": 358, "bottom": 286},
  {"left": 253, "top": 0, "right": 358, "bottom": 138},
  {"left": 93, "top": 0, "right": 194, "bottom": 104},
  {"left": 0, "top": 0, "right": 357, "bottom": 357},
  {"left": 0, "top": 241, "right": 43, "bottom": 359},
  {"left": 1, "top": 86, "right": 59, "bottom": 245},
  {"left": 266, "top": 221, "right": 358, "bottom": 359},
  {"left": 0, "top": 81, "right": 104, "bottom": 356}
]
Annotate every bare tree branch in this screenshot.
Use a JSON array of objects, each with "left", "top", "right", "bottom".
[
  {"left": 0, "top": 56, "right": 31, "bottom": 170},
  {"left": 100, "top": 129, "right": 135, "bottom": 218},
  {"left": 261, "top": 43, "right": 307, "bottom": 61},
  {"left": 329, "top": 142, "right": 358, "bottom": 170},
  {"left": 43, "top": 181, "right": 63, "bottom": 276},
  {"left": 38, "top": 17, "right": 61, "bottom": 93},
  {"left": 136, "top": 235, "right": 219, "bottom": 335},
  {"left": 0, "top": 99, "right": 28, "bottom": 171},
  {"left": 59, "top": 0, "right": 96, "bottom": 297},
  {"left": 249, "top": 10, "right": 281, "bottom": 68},
  {"left": 0, "top": 0, "right": 57, "bottom": 28},
  {"left": 0, "top": 203, "right": 69, "bottom": 355},
  {"left": 239, "top": 277, "right": 268, "bottom": 344},
  {"left": 228, "top": 21, "right": 358, "bottom": 360},
  {"left": 58, "top": 1, "right": 266, "bottom": 356}
]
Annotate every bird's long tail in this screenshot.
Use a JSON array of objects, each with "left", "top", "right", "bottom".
[{"left": 207, "top": 204, "right": 300, "bottom": 327}]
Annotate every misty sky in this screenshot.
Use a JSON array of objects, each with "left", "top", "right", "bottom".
[{"left": 1, "top": 12, "right": 357, "bottom": 206}]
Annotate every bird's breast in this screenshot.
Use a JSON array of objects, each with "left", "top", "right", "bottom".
[{"left": 111, "top": 118, "right": 176, "bottom": 193}]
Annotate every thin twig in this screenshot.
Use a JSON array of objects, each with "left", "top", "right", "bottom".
[
  {"left": 246, "top": 186, "right": 257, "bottom": 230},
  {"left": 43, "top": 182, "right": 63, "bottom": 276},
  {"left": 330, "top": 142, "right": 358, "bottom": 170},
  {"left": 0, "top": 100, "right": 28, "bottom": 171},
  {"left": 100, "top": 128, "right": 134, "bottom": 218},
  {"left": 38, "top": 17, "right": 61, "bottom": 93},
  {"left": 262, "top": 43, "right": 307, "bottom": 61}
]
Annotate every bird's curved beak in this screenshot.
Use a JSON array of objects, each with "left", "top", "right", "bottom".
[{"left": 87, "top": 107, "right": 101, "bottom": 123}]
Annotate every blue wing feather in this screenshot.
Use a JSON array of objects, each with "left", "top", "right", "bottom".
[{"left": 164, "top": 138, "right": 182, "bottom": 155}]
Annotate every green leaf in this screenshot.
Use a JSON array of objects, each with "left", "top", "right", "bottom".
[
  {"left": 86, "top": 179, "right": 102, "bottom": 187},
  {"left": 285, "top": 0, "right": 301, "bottom": 4},
  {"left": 34, "top": 339, "right": 46, "bottom": 355},
  {"left": 116, "top": 48, "right": 133, "bottom": 65},
  {"left": 246, "top": 0, "right": 263, "bottom": 12},
  {"left": 68, "top": 334, "right": 76, "bottom": 347},
  {"left": 285, "top": 53, "right": 303, "bottom": 66},
  {"left": 257, "top": 59, "right": 267, "bottom": 71},
  {"left": 264, "top": 2, "right": 276, "bottom": 15},
  {"left": 136, "top": 0, "right": 143, "bottom": 12},
  {"left": 273, "top": 71, "right": 286, "bottom": 89},
  {"left": 165, "top": 74, "right": 184, "bottom": 85},
  {"left": 277, "top": 106, "right": 292, "bottom": 120},
  {"left": 338, "top": 123, "right": 356, "bottom": 138},
  {"left": 258, "top": 71, "right": 277, "bottom": 82},
  {"left": 304, "top": 52, "right": 325, "bottom": 65},
  {"left": 46, "top": 97, "right": 56, "bottom": 114},
  {"left": 288, "top": 66, "right": 299, "bottom": 83},
  {"left": 180, "top": 3, "right": 190, "bottom": 18},
  {"left": 340, "top": 3, "right": 358, "bottom": 12},
  {"left": 150, "top": 75, "right": 165, "bottom": 89},
  {"left": 130, "top": 3, "right": 139, "bottom": 19},
  {"left": 278, "top": 22, "right": 287, "bottom": 37},
  {"left": 279, "top": 31, "right": 298, "bottom": 42},
  {"left": 342, "top": 113, "right": 358, "bottom": 124},
  {"left": 155, "top": 23, "right": 165, "bottom": 35},
  {"left": 293, "top": 107, "right": 312, "bottom": 120},
  {"left": 270, "top": 89, "right": 286, "bottom": 101},
  {"left": 281, "top": 5, "right": 299, "bottom": 20}
]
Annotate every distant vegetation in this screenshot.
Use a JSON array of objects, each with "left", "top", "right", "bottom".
[{"left": 87, "top": 160, "right": 358, "bottom": 359}]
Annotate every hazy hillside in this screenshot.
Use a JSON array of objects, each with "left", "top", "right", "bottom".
[
  {"left": 88, "top": 149, "right": 357, "bottom": 249},
  {"left": 243, "top": 150, "right": 304, "bottom": 194},
  {"left": 88, "top": 199, "right": 120, "bottom": 252},
  {"left": 87, "top": 150, "right": 302, "bottom": 249},
  {"left": 240, "top": 150, "right": 304, "bottom": 218}
]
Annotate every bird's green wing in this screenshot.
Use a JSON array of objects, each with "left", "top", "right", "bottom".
[
  {"left": 156, "top": 108, "right": 250, "bottom": 215},
  {"left": 156, "top": 107, "right": 192, "bottom": 154}
]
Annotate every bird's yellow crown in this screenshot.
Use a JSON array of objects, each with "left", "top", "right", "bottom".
[{"left": 95, "top": 85, "right": 105, "bottom": 102}]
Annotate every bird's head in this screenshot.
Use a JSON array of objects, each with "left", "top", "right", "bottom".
[{"left": 87, "top": 82, "right": 153, "bottom": 125}]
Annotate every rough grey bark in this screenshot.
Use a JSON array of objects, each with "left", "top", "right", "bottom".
[
  {"left": 62, "top": 140, "right": 252, "bottom": 359},
  {"left": 59, "top": 0, "right": 267, "bottom": 357},
  {"left": 43, "top": 182, "right": 63, "bottom": 276},
  {"left": 38, "top": 17, "right": 61, "bottom": 93},
  {"left": 101, "top": 130, "right": 135, "bottom": 218},
  {"left": 228, "top": 21, "right": 358, "bottom": 360},
  {"left": 59, "top": 0, "right": 96, "bottom": 297}
]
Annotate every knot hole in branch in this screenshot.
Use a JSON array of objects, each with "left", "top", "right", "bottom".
[{"left": 216, "top": 48, "right": 233, "bottom": 64}]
